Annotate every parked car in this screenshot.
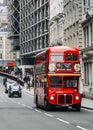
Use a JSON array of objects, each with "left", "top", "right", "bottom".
[
  {"left": 8, "top": 82, "right": 22, "bottom": 98},
  {"left": 4, "top": 81, "right": 14, "bottom": 93}
]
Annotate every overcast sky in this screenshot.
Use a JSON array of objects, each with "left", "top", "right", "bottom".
[{"left": 0, "top": 0, "right": 3, "bottom": 3}]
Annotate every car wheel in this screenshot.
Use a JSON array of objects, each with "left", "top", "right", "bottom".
[
  {"left": 8, "top": 93, "right": 11, "bottom": 97},
  {"left": 5, "top": 89, "right": 7, "bottom": 93},
  {"left": 19, "top": 93, "right": 22, "bottom": 98}
]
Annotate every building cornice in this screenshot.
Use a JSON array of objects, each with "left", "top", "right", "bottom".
[{"left": 81, "top": 46, "right": 93, "bottom": 53}]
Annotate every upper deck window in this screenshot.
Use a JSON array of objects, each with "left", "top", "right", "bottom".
[
  {"left": 65, "top": 54, "right": 78, "bottom": 61},
  {"left": 50, "top": 54, "right": 63, "bottom": 61}
]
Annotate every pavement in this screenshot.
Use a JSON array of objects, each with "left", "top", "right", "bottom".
[{"left": 23, "top": 87, "right": 93, "bottom": 110}]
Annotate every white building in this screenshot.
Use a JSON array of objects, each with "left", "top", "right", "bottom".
[
  {"left": 0, "top": 6, "right": 15, "bottom": 70},
  {"left": 81, "top": 0, "right": 93, "bottom": 93},
  {"left": 49, "top": 0, "right": 64, "bottom": 46},
  {"left": 63, "top": 0, "right": 82, "bottom": 49}
]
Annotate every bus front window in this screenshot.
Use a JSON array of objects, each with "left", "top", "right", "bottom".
[
  {"left": 50, "top": 76, "right": 62, "bottom": 88},
  {"left": 64, "top": 77, "right": 78, "bottom": 88}
]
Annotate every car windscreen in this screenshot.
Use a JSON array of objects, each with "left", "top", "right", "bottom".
[{"left": 50, "top": 76, "right": 62, "bottom": 88}]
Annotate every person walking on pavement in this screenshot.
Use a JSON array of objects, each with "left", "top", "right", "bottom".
[
  {"left": 23, "top": 75, "right": 28, "bottom": 89},
  {"left": 27, "top": 76, "right": 30, "bottom": 91},
  {"left": 3, "top": 77, "right": 7, "bottom": 87}
]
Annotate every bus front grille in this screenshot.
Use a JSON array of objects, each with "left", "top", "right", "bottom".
[{"left": 57, "top": 94, "right": 72, "bottom": 105}]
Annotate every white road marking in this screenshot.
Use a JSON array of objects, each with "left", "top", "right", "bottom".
[
  {"left": 57, "top": 118, "right": 70, "bottom": 124},
  {"left": 76, "top": 125, "right": 87, "bottom": 130},
  {"left": 26, "top": 106, "right": 33, "bottom": 109},
  {"left": 35, "top": 109, "right": 42, "bottom": 113},
  {"left": 17, "top": 102, "right": 21, "bottom": 105},
  {"left": 44, "top": 113, "right": 53, "bottom": 117},
  {"left": 22, "top": 104, "right": 26, "bottom": 107}
]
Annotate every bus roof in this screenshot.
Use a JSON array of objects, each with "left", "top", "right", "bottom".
[{"left": 36, "top": 46, "right": 79, "bottom": 57}]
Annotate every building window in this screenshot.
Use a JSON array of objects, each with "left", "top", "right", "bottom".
[
  {"left": 13, "top": 53, "right": 16, "bottom": 59},
  {"left": 0, "top": 44, "right": 2, "bottom": 49},
  {"left": 84, "top": 63, "right": 89, "bottom": 85},
  {"left": 90, "top": 23, "right": 93, "bottom": 45},
  {"left": 84, "top": 27, "right": 86, "bottom": 47},
  {"left": 88, "top": 0, "right": 90, "bottom": 8},
  {"left": 86, "top": 26, "right": 89, "bottom": 46},
  {"left": 0, "top": 37, "right": 2, "bottom": 40},
  {"left": 0, "top": 53, "right": 2, "bottom": 59}
]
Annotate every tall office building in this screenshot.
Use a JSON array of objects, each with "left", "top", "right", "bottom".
[
  {"left": 7, "top": 0, "right": 20, "bottom": 66},
  {"left": 20, "top": 0, "right": 49, "bottom": 66}
]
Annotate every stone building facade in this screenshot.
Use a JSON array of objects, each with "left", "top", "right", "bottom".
[
  {"left": 49, "top": 0, "right": 64, "bottom": 46},
  {"left": 81, "top": 0, "right": 93, "bottom": 95},
  {"left": 63, "top": 0, "right": 82, "bottom": 49},
  {"left": 0, "top": 6, "right": 14, "bottom": 69}
]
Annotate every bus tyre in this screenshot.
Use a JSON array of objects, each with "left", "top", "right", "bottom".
[
  {"left": 36, "top": 96, "right": 39, "bottom": 108},
  {"left": 44, "top": 99, "right": 50, "bottom": 111},
  {"left": 76, "top": 103, "right": 81, "bottom": 111},
  {"left": 72, "top": 103, "right": 81, "bottom": 111}
]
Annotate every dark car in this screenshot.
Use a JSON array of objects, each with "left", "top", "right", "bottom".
[{"left": 8, "top": 82, "right": 22, "bottom": 98}]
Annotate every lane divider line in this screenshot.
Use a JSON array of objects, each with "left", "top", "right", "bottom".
[
  {"left": 35, "top": 109, "right": 42, "bottom": 113},
  {"left": 57, "top": 118, "right": 70, "bottom": 124},
  {"left": 76, "top": 125, "right": 87, "bottom": 130},
  {"left": 44, "top": 113, "right": 53, "bottom": 117}
]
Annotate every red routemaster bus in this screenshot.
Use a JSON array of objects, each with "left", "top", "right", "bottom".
[{"left": 34, "top": 46, "right": 81, "bottom": 111}]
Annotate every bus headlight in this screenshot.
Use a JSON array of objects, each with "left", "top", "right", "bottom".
[
  {"left": 50, "top": 96, "right": 54, "bottom": 100},
  {"left": 75, "top": 96, "right": 79, "bottom": 100},
  {"left": 49, "top": 63, "right": 55, "bottom": 72}
]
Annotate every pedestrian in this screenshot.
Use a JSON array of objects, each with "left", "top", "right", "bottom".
[
  {"left": 23, "top": 75, "right": 28, "bottom": 89},
  {"left": 27, "top": 76, "right": 30, "bottom": 91},
  {"left": 3, "top": 77, "right": 7, "bottom": 87}
]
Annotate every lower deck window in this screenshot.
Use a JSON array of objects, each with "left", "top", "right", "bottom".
[
  {"left": 64, "top": 77, "right": 78, "bottom": 88},
  {"left": 50, "top": 76, "right": 62, "bottom": 88}
]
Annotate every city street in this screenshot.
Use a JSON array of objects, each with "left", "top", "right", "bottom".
[{"left": 0, "top": 77, "right": 93, "bottom": 130}]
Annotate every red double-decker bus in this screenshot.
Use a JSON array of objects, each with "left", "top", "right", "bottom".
[{"left": 34, "top": 46, "right": 81, "bottom": 111}]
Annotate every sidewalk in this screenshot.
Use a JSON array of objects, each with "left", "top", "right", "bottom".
[
  {"left": 82, "top": 98, "right": 93, "bottom": 110},
  {"left": 23, "top": 87, "right": 34, "bottom": 96},
  {"left": 23, "top": 88, "right": 93, "bottom": 110}
]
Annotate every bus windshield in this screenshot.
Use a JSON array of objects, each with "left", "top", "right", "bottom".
[
  {"left": 50, "top": 76, "right": 62, "bottom": 88},
  {"left": 64, "top": 77, "right": 78, "bottom": 88}
]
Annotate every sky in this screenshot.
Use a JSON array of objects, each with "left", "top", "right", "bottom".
[{"left": 0, "top": 0, "right": 3, "bottom": 4}]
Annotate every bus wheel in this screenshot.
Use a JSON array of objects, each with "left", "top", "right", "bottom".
[
  {"left": 36, "top": 96, "right": 39, "bottom": 108},
  {"left": 72, "top": 103, "right": 81, "bottom": 111},
  {"left": 76, "top": 103, "right": 81, "bottom": 111},
  {"left": 44, "top": 99, "right": 51, "bottom": 111}
]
